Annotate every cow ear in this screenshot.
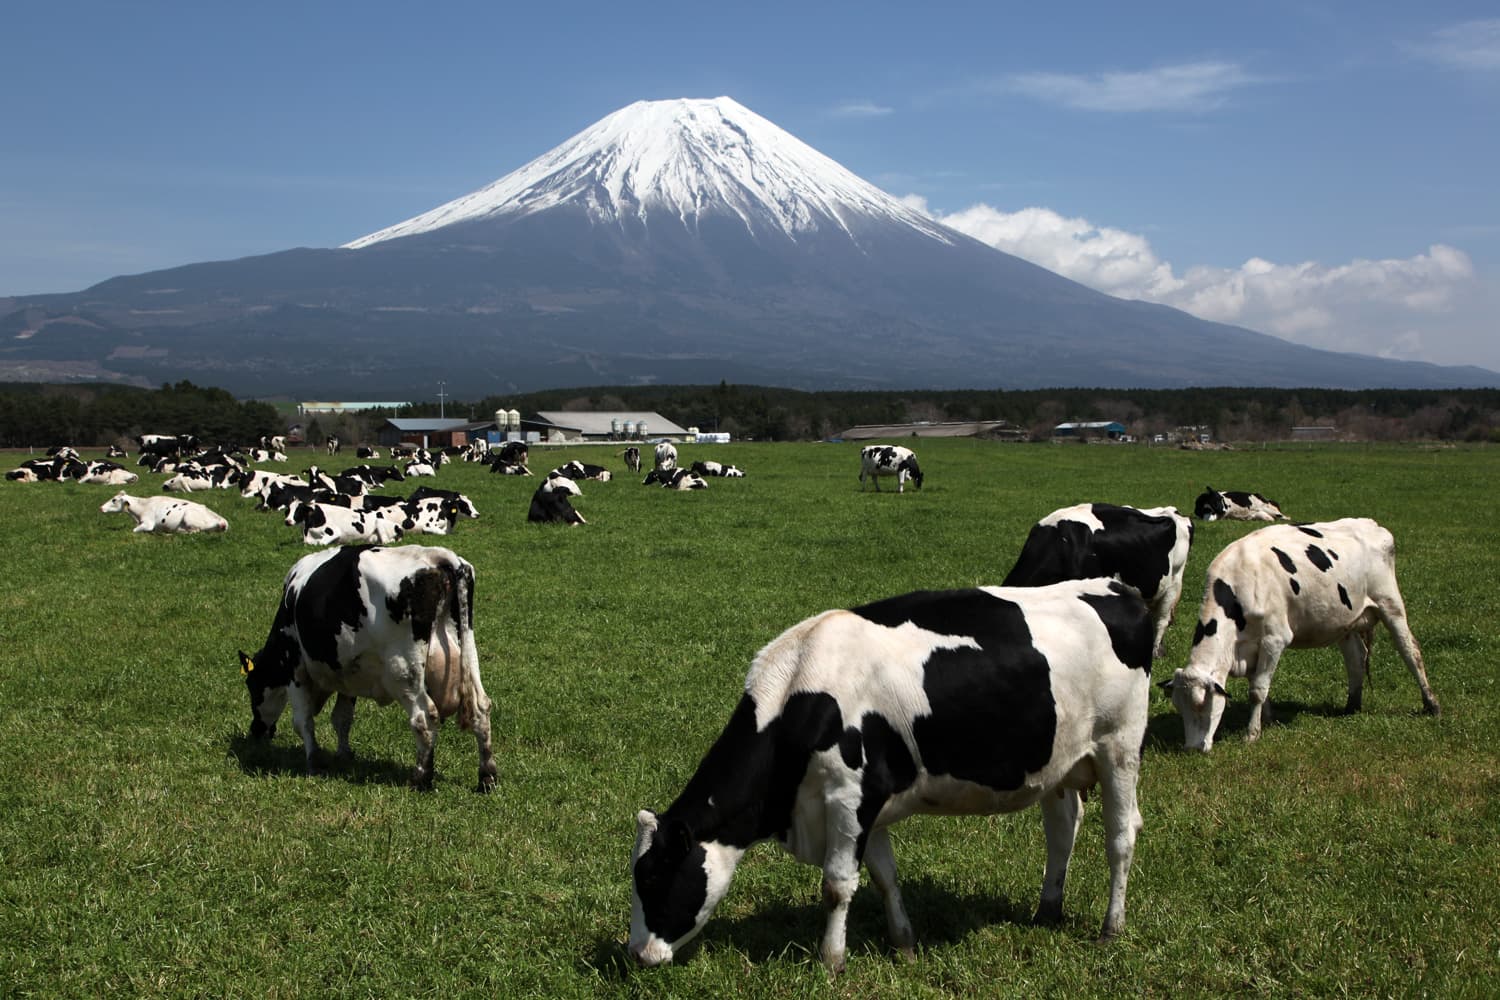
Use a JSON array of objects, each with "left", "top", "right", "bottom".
[
  {"left": 238, "top": 651, "right": 255, "bottom": 676},
  {"left": 636, "top": 809, "right": 659, "bottom": 834},
  {"left": 1213, "top": 682, "right": 1230, "bottom": 699},
  {"left": 1157, "top": 678, "right": 1174, "bottom": 691}
]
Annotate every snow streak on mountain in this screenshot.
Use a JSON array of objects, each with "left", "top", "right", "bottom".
[{"left": 343, "top": 96, "right": 954, "bottom": 249}]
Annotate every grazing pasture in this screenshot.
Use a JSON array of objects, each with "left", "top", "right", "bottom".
[{"left": 2, "top": 439, "right": 1497, "bottom": 997}]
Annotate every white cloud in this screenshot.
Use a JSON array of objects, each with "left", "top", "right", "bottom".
[
  {"left": 1004, "top": 61, "right": 1263, "bottom": 112},
  {"left": 910, "top": 199, "right": 1490, "bottom": 368},
  {"left": 828, "top": 101, "right": 894, "bottom": 118},
  {"left": 1411, "top": 18, "right": 1500, "bottom": 72}
]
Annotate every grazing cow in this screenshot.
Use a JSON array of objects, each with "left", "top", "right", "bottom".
[
  {"left": 528, "top": 476, "right": 586, "bottom": 525},
  {"left": 623, "top": 446, "right": 641, "bottom": 473},
  {"left": 859, "top": 445, "right": 923, "bottom": 493},
  {"left": 642, "top": 468, "right": 708, "bottom": 490},
  {"left": 1193, "top": 486, "right": 1287, "bottom": 522},
  {"left": 237, "top": 544, "right": 496, "bottom": 791},
  {"left": 552, "top": 460, "right": 612, "bottom": 483},
  {"left": 100, "top": 492, "right": 228, "bottom": 533},
  {"left": 406, "top": 486, "right": 479, "bottom": 520},
  {"left": 690, "top": 460, "right": 744, "bottom": 478},
  {"left": 1003, "top": 503, "right": 1192, "bottom": 658},
  {"left": 654, "top": 442, "right": 677, "bottom": 471},
  {"left": 629, "top": 579, "right": 1152, "bottom": 972},
  {"left": 1162, "top": 518, "right": 1441, "bottom": 752},
  {"left": 287, "top": 501, "right": 405, "bottom": 546}
]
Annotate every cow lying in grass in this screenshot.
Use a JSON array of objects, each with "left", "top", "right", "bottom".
[{"left": 100, "top": 492, "right": 228, "bottom": 534}]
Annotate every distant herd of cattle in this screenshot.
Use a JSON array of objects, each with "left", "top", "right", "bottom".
[{"left": 7, "top": 435, "right": 1442, "bottom": 973}]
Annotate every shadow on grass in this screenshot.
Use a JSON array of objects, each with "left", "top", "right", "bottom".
[
  {"left": 1145, "top": 698, "right": 1336, "bottom": 752},
  {"left": 581, "top": 876, "right": 1038, "bottom": 980},
  {"left": 226, "top": 730, "right": 411, "bottom": 787}
]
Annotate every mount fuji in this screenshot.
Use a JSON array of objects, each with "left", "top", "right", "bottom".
[{"left": 2, "top": 96, "right": 1493, "bottom": 395}]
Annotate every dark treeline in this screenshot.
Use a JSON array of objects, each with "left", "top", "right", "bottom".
[
  {"left": 2, "top": 381, "right": 1497, "bottom": 448},
  {"left": 0, "top": 381, "right": 281, "bottom": 448}
]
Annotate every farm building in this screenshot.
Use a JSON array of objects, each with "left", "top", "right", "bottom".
[
  {"left": 376, "top": 418, "right": 473, "bottom": 448},
  {"left": 839, "top": 420, "right": 1022, "bottom": 440},
  {"left": 530, "top": 411, "right": 689, "bottom": 443},
  {"left": 1053, "top": 421, "right": 1129, "bottom": 441}
]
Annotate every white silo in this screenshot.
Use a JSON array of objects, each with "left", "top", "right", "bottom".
[{"left": 507, "top": 409, "right": 520, "bottom": 430}]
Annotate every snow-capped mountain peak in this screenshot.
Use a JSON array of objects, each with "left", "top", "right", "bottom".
[{"left": 344, "top": 96, "right": 952, "bottom": 249}]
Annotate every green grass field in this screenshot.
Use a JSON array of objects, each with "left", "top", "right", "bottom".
[{"left": 2, "top": 439, "right": 1497, "bottom": 998}]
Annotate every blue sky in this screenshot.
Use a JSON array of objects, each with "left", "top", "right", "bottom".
[{"left": 4, "top": 1, "right": 1497, "bottom": 371}]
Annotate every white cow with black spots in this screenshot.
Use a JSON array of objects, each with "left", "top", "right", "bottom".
[
  {"left": 1163, "top": 517, "right": 1440, "bottom": 751},
  {"left": 100, "top": 492, "right": 228, "bottom": 533}
]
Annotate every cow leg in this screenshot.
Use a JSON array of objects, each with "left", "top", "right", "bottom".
[
  {"left": 818, "top": 819, "right": 863, "bottom": 976},
  {"left": 863, "top": 827, "right": 915, "bottom": 958},
  {"left": 1094, "top": 743, "right": 1143, "bottom": 941},
  {"left": 1338, "top": 629, "right": 1372, "bottom": 714},
  {"left": 1375, "top": 602, "right": 1441, "bottom": 716},
  {"left": 470, "top": 694, "right": 498, "bottom": 794},
  {"left": 1245, "top": 635, "right": 1288, "bottom": 742},
  {"left": 330, "top": 693, "right": 357, "bottom": 761},
  {"left": 1034, "top": 788, "right": 1082, "bottom": 926},
  {"left": 401, "top": 689, "right": 440, "bottom": 791},
  {"left": 290, "top": 681, "right": 331, "bottom": 775}
]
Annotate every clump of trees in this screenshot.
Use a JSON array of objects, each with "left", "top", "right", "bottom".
[{"left": 0, "top": 381, "right": 281, "bottom": 448}]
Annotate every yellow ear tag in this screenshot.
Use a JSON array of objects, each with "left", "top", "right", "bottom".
[{"left": 241, "top": 657, "right": 255, "bottom": 676}]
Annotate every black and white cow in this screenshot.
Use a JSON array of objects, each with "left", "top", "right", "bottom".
[
  {"left": 528, "top": 476, "right": 585, "bottom": 524},
  {"left": 489, "top": 461, "right": 532, "bottom": 476},
  {"left": 654, "top": 442, "right": 677, "bottom": 471},
  {"left": 623, "top": 446, "right": 641, "bottom": 474},
  {"left": 629, "top": 579, "right": 1152, "bottom": 973},
  {"left": 690, "top": 460, "right": 744, "bottom": 478},
  {"left": 286, "top": 501, "right": 405, "bottom": 546},
  {"left": 79, "top": 461, "right": 139, "bottom": 486},
  {"left": 642, "top": 468, "right": 708, "bottom": 490},
  {"left": 859, "top": 445, "right": 923, "bottom": 493},
  {"left": 551, "top": 460, "right": 612, "bottom": 483},
  {"left": 238, "top": 545, "right": 496, "bottom": 791},
  {"left": 356, "top": 446, "right": 381, "bottom": 459},
  {"left": 1162, "top": 517, "right": 1441, "bottom": 752},
  {"left": 1193, "top": 486, "right": 1288, "bottom": 522},
  {"left": 406, "top": 486, "right": 479, "bottom": 520},
  {"left": 495, "top": 441, "right": 529, "bottom": 468},
  {"left": 1003, "top": 503, "right": 1192, "bottom": 658}
]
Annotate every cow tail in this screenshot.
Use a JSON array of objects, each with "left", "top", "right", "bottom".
[{"left": 450, "top": 558, "right": 488, "bottom": 732}]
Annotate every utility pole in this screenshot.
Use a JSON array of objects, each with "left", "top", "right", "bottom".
[{"left": 437, "top": 381, "right": 447, "bottom": 419}]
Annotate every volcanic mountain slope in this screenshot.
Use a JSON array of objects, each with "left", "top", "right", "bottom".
[{"left": 2, "top": 96, "right": 1493, "bottom": 395}]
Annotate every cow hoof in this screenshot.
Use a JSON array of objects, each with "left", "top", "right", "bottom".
[
  {"left": 409, "top": 769, "right": 435, "bottom": 792},
  {"left": 1423, "top": 701, "right": 1442, "bottom": 717},
  {"left": 476, "top": 776, "right": 496, "bottom": 794},
  {"left": 821, "top": 953, "right": 846, "bottom": 978},
  {"left": 895, "top": 945, "right": 917, "bottom": 963},
  {"left": 1031, "top": 902, "right": 1063, "bottom": 927}
]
